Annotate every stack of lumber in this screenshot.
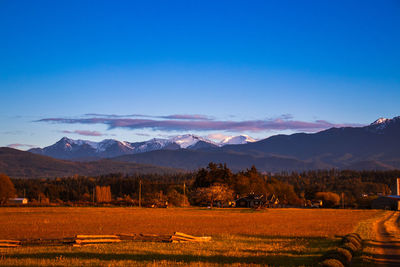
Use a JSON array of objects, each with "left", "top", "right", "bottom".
[
  {"left": 118, "top": 232, "right": 211, "bottom": 243},
  {"left": 119, "top": 233, "right": 172, "bottom": 242},
  {"left": 0, "top": 240, "right": 21, "bottom": 248},
  {"left": 170, "top": 232, "right": 211, "bottom": 243},
  {"left": 21, "top": 238, "right": 75, "bottom": 246},
  {"left": 74, "top": 235, "right": 121, "bottom": 246},
  {"left": 0, "top": 232, "right": 211, "bottom": 248}
]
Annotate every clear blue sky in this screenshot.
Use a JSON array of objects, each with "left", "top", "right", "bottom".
[{"left": 1, "top": 0, "right": 399, "bottom": 148}]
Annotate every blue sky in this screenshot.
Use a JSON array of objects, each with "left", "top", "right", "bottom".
[{"left": 1, "top": 0, "right": 399, "bottom": 149}]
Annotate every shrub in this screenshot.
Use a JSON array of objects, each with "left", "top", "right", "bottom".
[
  {"left": 167, "top": 189, "right": 188, "bottom": 207},
  {"left": 315, "top": 192, "right": 340, "bottom": 208},
  {"left": 319, "top": 259, "right": 345, "bottom": 267}
]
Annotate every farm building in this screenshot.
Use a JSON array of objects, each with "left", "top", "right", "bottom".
[
  {"left": 371, "top": 196, "right": 399, "bottom": 210},
  {"left": 8, "top": 198, "right": 28, "bottom": 204},
  {"left": 371, "top": 177, "right": 400, "bottom": 210},
  {"left": 235, "top": 194, "right": 263, "bottom": 208}
]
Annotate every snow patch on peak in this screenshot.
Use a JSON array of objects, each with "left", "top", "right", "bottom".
[
  {"left": 170, "top": 134, "right": 206, "bottom": 148},
  {"left": 368, "top": 116, "right": 400, "bottom": 133},
  {"left": 120, "top": 141, "right": 134, "bottom": 148},
  {"left": 71, "top": 139, "right": 99, "bottom": 149},
  {"left": 57, "top": 137, "right": 126, "bottom": 151},
  {"left": 371, "top": 118, "right": 390, "bottom": 125},
  {"left": 149, "top": 138, "right": 170, "bottom": 146},
  {"left": 96, "top": 139, "right": 121, "bottom": 151},
  {"left": 220, "top": 135, "right": 257, "bottom": 145}
]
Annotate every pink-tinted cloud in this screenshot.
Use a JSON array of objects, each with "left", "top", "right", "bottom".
[
  {"left": 38, "top": 116, "right": 362, "bottom": 133},
  {"left": 162, "top": 114, "right": 212, "bottom": 120},
  {"left": 7, "top": 143, "right": 36, "bottom": 149},
  {"left": 62, "top": 130, "right": 103, "bottom": 136},
  {"left": 84, "top": 113, "right": 212, "bottom": 120}
]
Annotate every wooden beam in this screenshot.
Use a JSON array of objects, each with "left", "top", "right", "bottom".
[{"left": 76, "top": 235, "right": 119, "bottom": 239}]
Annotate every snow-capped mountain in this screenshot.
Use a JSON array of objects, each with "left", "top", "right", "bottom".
[
  {"left": 132, "top": 138, "right": 178, "bottom": 154},
  {"left": 170, "top": 134, "right": 221, "bottom": 149},
  {"left": 28, "top": 137, "right": 135, "bottom": 159},
  {"left": 28, "top": 137, "right": 98, "bottom": 159},
  {"left": 133, "top": 134, "right": 219, "bottom": 152},
  {"left": 371, "top": 118, "right": 391, "bottom": 125},
  {"left": 220, "top": 135, "right": 257, "bottom": 145},
  {"left": 28, "top": 133, "right": 239, "bottom": 160},
  {"left": 368, "top": 116, "right": 400, "bottom": 133},
  {"left": 170, "top": 134, "right": 209, "bottom": 148}
]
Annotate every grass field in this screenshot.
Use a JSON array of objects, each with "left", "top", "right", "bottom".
[{"left": 0, "top": 207, "right": 387, "bottom": 266}]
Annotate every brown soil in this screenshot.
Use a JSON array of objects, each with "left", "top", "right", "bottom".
[{"left": 365, "top": 211, "right": 400, "bottom": 266}]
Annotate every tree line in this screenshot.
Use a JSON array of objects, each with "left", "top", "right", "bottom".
[{"left": 1, "top": 163, "right": 399, "bottom": 208}]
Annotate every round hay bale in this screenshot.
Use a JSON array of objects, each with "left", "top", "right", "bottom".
[
  {"left": 347, "top": 233, "right": 362, "bottom": 244},
  {"left": 323, "top": 248, "right": 352, "bottom": 266},
  {"left": 319, "top": 259, "right": 345, "bottom": 267},
  {"left": 335, "top": 247, "right": 352, "bottom": 265},
  {"left": 341, "top": 242, "right": 358, "bottom": 255},
  {"left": 344, "top": 234, "right": 362, "bottom": 243},
  {"left": 347, "top": 233, "right": 361, "bottom": 242},
  {"left": 342, "top": 235, "right": 362, "bottom": 250}
]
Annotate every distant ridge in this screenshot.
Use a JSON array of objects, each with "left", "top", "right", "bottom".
[{"left": 0, "top": 147, "right": 182, "bottom": 179}]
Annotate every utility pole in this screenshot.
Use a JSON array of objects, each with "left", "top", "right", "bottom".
[
  {"left": 341, "top": 192, "right": 345, "bottom": 209},
  {"left": 183, "top": 182, "right": 186, "bottom": 206},
  {"left": 139, "top": 179, "right": 142, "bottom": 208}
]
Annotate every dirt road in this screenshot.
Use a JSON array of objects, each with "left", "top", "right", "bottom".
[{"left": 365, "top": 211, "right": 400, "bottom": 266}]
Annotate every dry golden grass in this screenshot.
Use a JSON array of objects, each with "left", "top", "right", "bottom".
[
  {"left": 0, "top": 207, "right": 381, "bottom": 239},
  {"left": 0, "top": 236, "right": 333, "bottom": 267},
  {"left": 0, "top": 207, "right": 384, "bottom": 266}
]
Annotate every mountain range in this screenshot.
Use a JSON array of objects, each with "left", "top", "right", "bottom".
[
  {"left": 2, "top": 116, "right": 400, "bottom": 177},
  {"left": 28, "top": 134, "right": 257, "bottom": 160}
]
